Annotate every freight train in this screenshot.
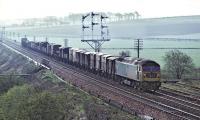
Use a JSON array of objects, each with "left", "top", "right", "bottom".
[{"left": 21, "top": 38, "right": 161, "bottom": 91}]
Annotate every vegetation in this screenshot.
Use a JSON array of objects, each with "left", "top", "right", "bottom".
[
  {"left": 0, "top": 45, "right": 137, "bottom": 120},
  {"left": 163, "top": 50, "right": 194, "bottom": 79},
  {"left": 0, "top": 70, "right": 137, "bottom": 120},
  {"left": 119, "top": 50, "right": 130, "bottom": 59}
]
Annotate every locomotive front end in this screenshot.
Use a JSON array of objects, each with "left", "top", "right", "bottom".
[
  {"left": 142, "top": 62, "right": 160, "bottom": 81},
  {"left": 140, "top": 60, "right": 161, "bottom": 91}
]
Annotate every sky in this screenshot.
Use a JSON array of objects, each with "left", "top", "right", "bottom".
[{"left": 0, "top": 0, "right": 200, "bottom": 20}]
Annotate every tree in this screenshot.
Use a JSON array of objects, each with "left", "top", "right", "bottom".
[
  {"left": 163, "top": 50, "right": 194, "bottom": 79},
  {"left": 119, "top": 51, "right": 130, "bottom": 59},
  {"left": 115, "top": 13, "right": 123, "bottom": 21},
  {"left": 134, "top": 11, "right": 140, "bottom": 19},
  {"left": 0, "top": 85, "right": 77, "bottom": 120},
  {"left": 128, "top": 13, "right": 135, "bottom": 20}
]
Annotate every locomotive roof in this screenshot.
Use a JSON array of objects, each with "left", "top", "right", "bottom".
[
  {"left": 117, "top": 57, "right": 159, "bottom": 66},
  {"left": 139, "top": 59, "right": 160, "bottom": 66}
]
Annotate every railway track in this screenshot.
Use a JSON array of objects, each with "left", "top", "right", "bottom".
[
  {"left": 160, "top": 87, "right": 200, "bottom": 102},
  {"left": 162, "top": 83, "right": 200, "bottom": 99},
  {"left": 176, "top": 83, "right": 200, "bottom": 94},
  {"left": 2, "top": 39, "right": 200, "bottom": 120}
]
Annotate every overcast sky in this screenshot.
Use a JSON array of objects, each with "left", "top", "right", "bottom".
[{"left": 0, "top": 0, "right": 200, "bottom": 20}]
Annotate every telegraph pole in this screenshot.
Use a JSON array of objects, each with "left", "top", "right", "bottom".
[{"left": 134, "top": 39, "right": 143, "bottom": 58}]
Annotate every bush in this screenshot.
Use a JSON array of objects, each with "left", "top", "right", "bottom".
[
  {"left": 163, "top": 50, "right": 194, "bottom": 79},
  {"left": 0, "top": 76, "right": 26, "bottom": 94},
  {"left": 119, "top": 51, "right": 130, "bottom": 58},
  {"left": 0, "top": 85, "right": 80, "bottom": 120}
]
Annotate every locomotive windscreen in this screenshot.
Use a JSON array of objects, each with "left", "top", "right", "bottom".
[
  {"left": 142, "top": 61, "right": 160, "bottom": 80},
  {"left": 142, "top": 61, "right": 160, "bottom": 72},
  {"left": 143, "top": 66, "right": 160, "bottom": 71}
]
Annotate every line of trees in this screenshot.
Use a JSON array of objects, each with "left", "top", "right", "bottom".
[{"left": 11, "top": 11, "right": 141, "bottom": 27}]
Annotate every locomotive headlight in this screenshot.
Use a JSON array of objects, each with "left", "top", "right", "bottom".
[
  {"left": 157, "top": 73, "right": 160, "bottom": 78},
  {"left": 143, "top": 73, "right": 146, "bottom": 78}
]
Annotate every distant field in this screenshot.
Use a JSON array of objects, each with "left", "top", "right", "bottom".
[{"left": 5, "top": 15, "right": 200, "bottom": 67}]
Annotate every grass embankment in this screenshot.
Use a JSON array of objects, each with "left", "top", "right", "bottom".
[
  {"left": 0, "top": 44, "right": 138, "bottom": 120},
  {"left": 162, "top": 80, "right": 200, "bottom": 95},
  {"left": 161, "top": 68, "right": 200, "bottom": 94}
]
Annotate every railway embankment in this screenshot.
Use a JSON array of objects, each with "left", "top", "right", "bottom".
[{"left": 0, "top": 44, "right": 138, "bottom": 120}]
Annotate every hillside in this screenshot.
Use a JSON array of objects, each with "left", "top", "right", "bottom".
[{"left": 6, "top": 15, "right": 200, "bottom": 39}]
